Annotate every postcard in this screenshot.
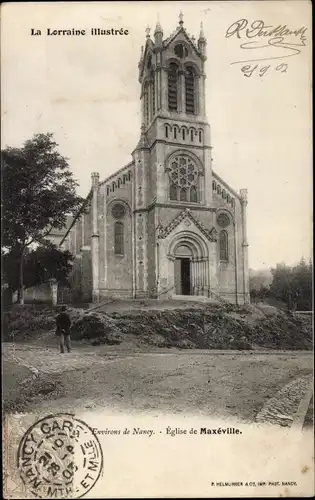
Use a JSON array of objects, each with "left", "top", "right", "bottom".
[{"left": 1, "top": 1, "right": 313, "bottom": 498}]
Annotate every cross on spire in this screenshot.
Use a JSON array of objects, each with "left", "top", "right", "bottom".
[{"left": 179, "top": 11, "right": 184, "bottom": 26}]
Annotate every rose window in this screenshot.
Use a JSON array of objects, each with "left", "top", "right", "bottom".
[{"left": 167, "top": 155, "right": 199, "bottom": 203}]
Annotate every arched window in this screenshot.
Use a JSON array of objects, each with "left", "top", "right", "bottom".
[
  {"left": 198, "top": 130, "right": 202, "bottom": 142},
  {"left": 217, "top": 185, "right": 221, "bottom": 195},
  {"left": 167, "top": 154, "right": 200, "bottom": 203},
  {"left": 182, "top": 128, "right": 186, "bottom": 140},
  {"left": 212, "top": 180, "right": 217, "bottom": 191},
  {"left": 170, "top": 184, "right": 177, "bottom": 200},
  {"left": 227, "top": 194, "right": 230, "bottom": 203},
  {"left": 222, "top": 189, "right": 226, "bottom": 199},
  {"left": 180, "top": 188, "right": 187, "bottom": 201},
  {"left": 114, "top": 222, "right": 124, "bottom": 255},
  {"left": 168, "top": 63, "right": 178, "bottom": 111},
  {"left": 165, "top": 124, "right": 169, "bottom": 138},
  {"left": 219, "top": 230, "right": 228, "bottom": 261},
  {"left": 190, "top": 186, "right": 198, "bottom": 202},
  {"left": 151, "top": 72, "right": 156, "bottom": 116},
  {"left": 143, "top": 82, "right": 149, "bottom": 124},
  {"left": 173, "top": 127, "right": 178, "bottom": 140},
  {"left": 185, "top": 67, "right": 195, "bottom": 114},
  {"left": 190, "top": 129, "right": 194, "bottom": 141}
]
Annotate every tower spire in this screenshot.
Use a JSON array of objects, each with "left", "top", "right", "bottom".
[
  {"left": 154, "top": 13, "right": 163, "bottom": 35},
  {"left": 145, "top": 26, "right": 151, "bottom": 39},
  {"left": 179, "top": 11, "right": 184, "bottom": 27},
  {"left": 199, "top": 21, "right": 206, "bottom": 41}
]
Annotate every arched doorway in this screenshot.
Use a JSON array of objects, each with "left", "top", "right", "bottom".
[
  {"left": 169, "top": 232, "right": 209, "bottom": 297},
  {"left": 174, "top": 244, "right": 193, "bottom": 295}
]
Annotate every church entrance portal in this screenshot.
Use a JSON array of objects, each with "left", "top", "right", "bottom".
[{"left": 174, "top": 245, "right": 192, "bottom": 295}]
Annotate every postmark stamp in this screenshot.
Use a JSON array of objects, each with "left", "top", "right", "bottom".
[{"left": 14, "top": 413, "right": 103, "bottom": 499}]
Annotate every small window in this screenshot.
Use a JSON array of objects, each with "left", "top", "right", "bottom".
[
  {"left": 190, "top": 186, "right": 197, "bottom": 202},
  {"left": 111, "top": 203, "right": 126, "bottom": 220},
  {"left": 227, "top": 194, "right": 230, "bottom": 203},
  {"left": 219, "top": 230, "right": 228, "bottom": 261},
  {"left": 170, "top": 184, "right": 177, "bottom": 200},
  {"left": 182, "top": 128, "right": 185, "bottom": 140},
  {"left": 114, "top": 222, "right": 124, "bottom": 255},
  {"left": 190, "top": 130, "right": 194, "bottom": 141},
  {"left": 217, "top": 185, "right": 221, "bottom": 195},
  {"left": 212, "top": 181, "right": 216, "bottom": 191},
  {"left": 165, "top": 125, "right": 169, "bottom": 138},
  {"left": 174, "top": 128, "right": 177, "bottom": 139},
  {"left": 222, "top": 189, "right": 226, "bottom": 199},
  {"left": 199, "top": 131, "right": 202, "bottom": 142},
  {"left": 180, "top": 188, "right": 187, "bottom": 202}
]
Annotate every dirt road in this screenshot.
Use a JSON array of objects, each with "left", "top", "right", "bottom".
[{"left": 3, "top": 342, "right": 313, "bottom": 426}]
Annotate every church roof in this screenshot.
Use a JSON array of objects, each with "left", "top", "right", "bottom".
[
  {"left": 212, "top": 170, "right": 242, "bottom": 200},
  {"left": 98, "top": 161, "right": 134, "bottom": 187}
]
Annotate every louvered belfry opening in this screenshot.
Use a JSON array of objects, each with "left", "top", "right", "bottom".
[
  {"left": 168, "top": 63, "right": 178, "bottom": 111},
  {"left": 143, "top": 81, "right": 149, "bottom": 124},
  {"left": 151, "top": 71, "right": 155, "bottom": 115},
  {"left": 185, "top": 67, "right": 195, "bottom": 114}
]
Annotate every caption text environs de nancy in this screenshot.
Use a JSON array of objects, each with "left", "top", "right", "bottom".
[{"left": 31, "top": 28, "right": 130, "bottom": 36}]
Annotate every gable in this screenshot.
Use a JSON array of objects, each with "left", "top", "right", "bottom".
[
  {"left": 163, "top": 27, "right": 201, "bottom": 58},
  {"left": 157, "top": 208, "right": 217, "bottom": 242}
]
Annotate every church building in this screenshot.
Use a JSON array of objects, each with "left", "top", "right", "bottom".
[{"left": 60, "top": 15, "right": 250, "bottom": 304}]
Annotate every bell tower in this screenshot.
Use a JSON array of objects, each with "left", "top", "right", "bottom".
[
  {"left": 135, "top": 13, "right": 213, "bottom": 209},
  {"left": 132, "top": 14, "right": 214, "bottom": 298}
]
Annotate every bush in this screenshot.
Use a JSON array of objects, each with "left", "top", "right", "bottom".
[{"left": 70, "top": 312, "right": 122, "bottom": 344}]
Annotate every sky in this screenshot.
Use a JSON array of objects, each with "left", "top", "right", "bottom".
[{"left": 1, "top": 1, "right": 312, "bottom": 270}]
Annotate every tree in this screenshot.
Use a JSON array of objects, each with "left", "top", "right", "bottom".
[
  {"left": 2, "top": 244, "right": 74, "bottom": 293},
  {"left": 25, "top": 244, "right": 74, "bottom": 288},
  {"left": 269, "top": 259, "right": 312, "bottom": 312},
  {"left": 1, "top": 133, "right": 85, "bottom": 303}
]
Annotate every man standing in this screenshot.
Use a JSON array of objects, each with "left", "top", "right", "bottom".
[{"left": 55, "top": 306, "right": 71, "bottom": 353}]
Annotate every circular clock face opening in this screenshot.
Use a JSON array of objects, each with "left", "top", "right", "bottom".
[
  {"left": 174, "top": 43, "right": 188, "bottom": 59},
  {"left": 111, "top": 203, "right": 126, "bottom": 220},
  {"left": 217, "top": 213, "right": 230, "bottom": 228}
]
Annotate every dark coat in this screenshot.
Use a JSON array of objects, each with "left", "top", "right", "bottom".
[{"left": 55, "top": 312, "right": 71, "bottom": 335}]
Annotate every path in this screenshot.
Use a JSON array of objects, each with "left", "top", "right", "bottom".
[{"left": 3, "top": 342, "right": 313, "bottom": 428}]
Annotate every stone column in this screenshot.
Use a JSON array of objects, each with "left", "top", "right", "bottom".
[
  {"left": 50, "top": 279, "right": 58, "bottom": 306},
  {"left": 199, "top": 74, "right": 206, "bottom": 118},
  {"left": 191, "top": 258, "right": 195, "bottom": 295},
  {"left": 156, "top": 67, "right": 161, "bottom": 111},
  {"left": 240, "top": 189, "right": 250, "bottom": 304},
  {"left": 91, "top": 172, "right": 100, "bottom": 302}
]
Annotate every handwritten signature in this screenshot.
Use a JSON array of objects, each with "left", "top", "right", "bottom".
[{"left": 226, "top": 19, "right": 307, "bottom": 64}]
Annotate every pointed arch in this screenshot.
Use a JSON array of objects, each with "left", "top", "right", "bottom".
[
  {"left": 114, "top": 222, "right": 124, "bottom": 256},
  {"left": 143, "top": 81, "right": 149, "bottom": 125},
  {"left": 168, "top": 63, "right": 179, "bottom": 111},
  {"left": 185, "top": 66, "right": 195, "bottom": 114}
]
